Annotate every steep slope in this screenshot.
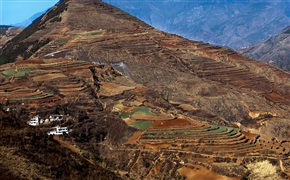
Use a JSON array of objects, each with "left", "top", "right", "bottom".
[
  {"left": 0, "top": 110, "right": 121, "bottom": 179},
  {"left": 0, "top": 0, "right": 69, "bottom": 64},
  {"left": 239, "top": 26, "right": 290, "bottom": 71},
  {"left": 0, "top": 26, "right": 23, "bottom": 48},
  {"left": 1, "top": 1, "right": 290, "bottom": 178},
  {"left": 1, "top": 57, "right": 290, "bottom": 179},
  {"left": 104, "top": 0, "right": 290, "bottom": 49},
  {"left": 1, "top": 0, "right": 290, "bottom": 137}
]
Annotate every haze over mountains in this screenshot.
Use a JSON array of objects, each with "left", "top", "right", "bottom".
[
  {"left": 104, "top": 0, "right": 290, "bottom": 49},
  {"left": 1, "top": 0, "right": 290, "bottom": 179},
  {"left": 240, "top": 26, "right": 290, "bottom": 71},
  {"left": 12, "top": 11, "right": 46, "bottom": 27}
]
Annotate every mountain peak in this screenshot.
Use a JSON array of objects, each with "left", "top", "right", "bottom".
[{"left": 1, "top": 0, "right": 290, "bottom": 179}]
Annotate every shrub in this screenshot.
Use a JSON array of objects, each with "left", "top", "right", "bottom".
[
  {"left": 246, "top": 160, "right": 281, "bottom": 180},
  {"left": 50, "top": 17, "right": 62, "bottom": 22},
  {"left": 55, "top": 38, "right": 69, "bottom": 44}
]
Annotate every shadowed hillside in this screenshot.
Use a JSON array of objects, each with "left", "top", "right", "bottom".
[{"left": 0, "top": 110, "right": 121, "bottom": 179}]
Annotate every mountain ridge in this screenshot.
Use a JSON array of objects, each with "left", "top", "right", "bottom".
[
  {"left": 1, "top": 0, "right": 290, "bottom": 178},
  {"left": 239, "top": 26, "right": 290, "bottom": 71},
  {"left": 2, "top": 0, "right": 290, "bottom": 138},
  {"left": 12, "top": 11, "right": 46, "bottom": 27},
  {"left": 104, "top": 0, "right": 290, "bottom": 49}
]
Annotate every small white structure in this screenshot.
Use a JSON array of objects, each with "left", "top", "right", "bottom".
[
  {"left": 49, "top": 115, "right": 64, "bottom": 122},
  {"left": 47, "top": 125, "right": 71, "bottom": 135},
  {"left": 27, "top": 115, "right": 40, "bottom": 126},
  {"left": 27, "top": 114, "right": 65, "bottom": 126}
]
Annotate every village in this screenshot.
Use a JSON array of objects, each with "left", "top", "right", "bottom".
[{"left": 27, "top": 114, "right": 71, "bottom": 135}]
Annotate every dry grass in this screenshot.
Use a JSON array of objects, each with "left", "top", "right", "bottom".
[
  {"left": 178, "top": 164, "right": 239, "bottom": 180},
  {"left": 246, "top": 160, "right": 281, "bottom": 180}
]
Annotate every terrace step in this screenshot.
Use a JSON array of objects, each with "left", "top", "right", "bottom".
[{"left": 144, "top": 125, "right": 221, "bottom": 135}]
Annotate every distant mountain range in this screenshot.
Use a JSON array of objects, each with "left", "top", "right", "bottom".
[
  {"left": 239, "top": 26, "right": 290, "bottom": 71},
  {"left": 12, "top": 11, "right": 45, "bottom": 27},
  {"left": 104, "top": 0, "right": 290, "bottom": 49},
  {"left": 0, "top": 25, "right": 13, "bottom": 29}
]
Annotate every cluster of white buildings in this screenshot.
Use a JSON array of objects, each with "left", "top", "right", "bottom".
[
  {"left": 27, "top": 115, "right": 71, "bottom": 135},
  {"left": 27, "top": 115, "right": 64, "bottom": 126}
]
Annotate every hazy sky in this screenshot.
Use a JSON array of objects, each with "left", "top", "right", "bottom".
[{"left": 0, "top": 0, "right": 58, "bottom": 25}]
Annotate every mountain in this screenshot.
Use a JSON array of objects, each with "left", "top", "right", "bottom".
[
  {"left": 239, "top": 26, "right": 290, "bottom": 71},
  {"left": 1, "top": 0, "right": 290, "bottom": 179},
  {"left": 0, "top": 25, "right": 13, "bottom": 29},
  {"left": 2, "top": 0, "right": 290, "bottom": 137},
  {"left": 12, "top": 11, "right": 46, "bottom": 27},
  {"left": 0, "top": 26, "right": 23, "bottom": 49},
  {"left": 103, "top": 0, "right": 290, "bottom": 49}
]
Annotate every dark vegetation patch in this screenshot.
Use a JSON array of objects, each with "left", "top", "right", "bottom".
[
  {"left": 240, "top": 116, "right": 259, "bottom": 127},
  {"left": 0, "top": 26, "right": 14, "bottom": 36},
  {"left": 50, "top": 16, "right": 62, "bottom": 22},
  {"left": 71, "top": 107, "right": 136, "bottom": 152},
  {"left": 0, "top": 110, "right": 121, "bottom": 179},
  {"left": 0, "top": 38, "right": 51, "bottom": 65},
  {"left": 0, "top": 29, "right": 8, "bottom": 36}
]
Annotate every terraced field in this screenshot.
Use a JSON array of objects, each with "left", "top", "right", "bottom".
[
  {"left": 1, "top": 57, "right": 289, "bottom": 179},
  {"left": 99, "top": 92, "right": 290, "bottom": 178},
  {"left": 7, "top": 0, "right": 290, "bottom": 137},
  {"left": 124, "top": 113, "right": 288, "bottom": 156},
  {"left": 0, "top": 58, "right": 103, "bottom": 109},
  {"left": 1, "top": 0, "right": 290, "bottom": 178}
]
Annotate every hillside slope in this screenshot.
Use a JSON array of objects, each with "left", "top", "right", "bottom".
[
  {"left": 1, "top": 0, "right": 290, "bottom": 178},
  {"left": 239, "top": 26, "right": 290, "bottom": 71},
  {"left": 0, "top": 110, "right": 120, "bottom": 179},
  {"left": 1, "top": 57, "right": 290, "bottom": 179},
  {"left": 1, "top": 0, "right": 290, "bottom": 133},
  {"left": 0, "top": 26, "right": 23, "bottom": 49}
]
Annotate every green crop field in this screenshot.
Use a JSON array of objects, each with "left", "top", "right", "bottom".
[
  {"left": 9, "top": 93, "right": 53, "bottom": 101},
  {"left": 130, "top": 121, "right": 153, "bottom": 131},
  {"left": 2, "top": 68, "right": 31, "bottom": 78},
  {"left": 131, "top": 106, "right": 155, "bottom": 115},
  {"left": 120, "top": 106, "right": 155, "bottom": 120},
  {"left": 120, "top": 112, "right": 130, "bottom": 119},
  {"left": 15, "top": 69, "right": 31, "bottom": 77},
  {"left": 86, "top": 32, "right": 103, "bottom": 36},
  {"left": 69, "top": 32, "right": 102, "bottom": 37},
  {"left": 2, "top": 70, "right": 15, "bottom": 76},
  {"left": 55, "top": 38, "right": 69, "bottom": 44}
]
